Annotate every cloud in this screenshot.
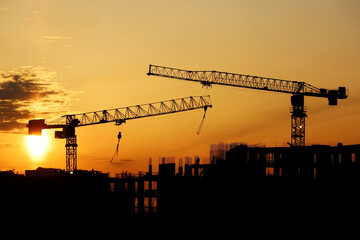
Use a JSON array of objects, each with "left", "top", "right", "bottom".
[
  {"left": 0, "top": 8, "right": 9, "bottom": 13},
  {"left": 0, "top": 143, "right": 13, "bottom": 148},
  {"left": 110, "top": 159, "right": 135, "bottom": 167},
  {"left": 0, "top": 68, "right": 75, "bottom": 133},
  {"left": 23, "top": 10, "right": 40, "bottom": 21},
  {"left": 43, "top": 36, "right": 71, "bottom": 40}
]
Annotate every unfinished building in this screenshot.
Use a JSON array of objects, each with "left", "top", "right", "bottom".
[{"left": 1, "top": 143, "right": 359, "bottom": 225}]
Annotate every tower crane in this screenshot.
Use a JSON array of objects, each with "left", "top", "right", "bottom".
[
  {"left": 27, "top": 95, "right": 212, "bottom": 172},
  {"left": 147, "top": 65, "right": 348, "bottom": 146}
]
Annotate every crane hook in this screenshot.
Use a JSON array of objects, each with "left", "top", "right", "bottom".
[
  {"left": 197, "top": 106, "right": 208, "bottom": 135},
  {"left": 110, "top": 131, "right": 122, "bottom": 163}
]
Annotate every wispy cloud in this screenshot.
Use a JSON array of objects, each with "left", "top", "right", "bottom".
[
  {"left": 0, "top": 8, "right": 9, "bottom": 13},
  {"left": 23, "top": 10, "right": 40, "bottom": 21},
  {"left": 0, "top": 143, "right": 13, "bottom": 148},
  {"left": 0, "top": 67, "right": 77, "bottom": 133},
  {"left": 43, "top": 35, "right": 71, "bottom": 40}
]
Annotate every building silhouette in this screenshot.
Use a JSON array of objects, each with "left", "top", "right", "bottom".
[{"left": 1, "top": 143, "right": 359, "bottom": 226}]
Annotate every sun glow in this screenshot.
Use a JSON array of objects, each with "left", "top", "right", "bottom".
[{"left": 27, "top": 135, "right": 49, "bottom": 159}]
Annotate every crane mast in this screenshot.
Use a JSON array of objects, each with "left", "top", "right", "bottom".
[
  {"left": 27, "top": 95, "right": 212, "bottom": 171},
  {"left": 147, "top": 64, "right": 348, "bottom": 146}
]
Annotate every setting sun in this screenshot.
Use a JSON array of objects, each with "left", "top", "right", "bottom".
[{"left": 27, "top": 135, "right": 49, "bottom": 159}]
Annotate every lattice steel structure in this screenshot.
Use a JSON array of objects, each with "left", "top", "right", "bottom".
[
  {"left": 51, "top": 95, "right": 211, "bottom": 127},
  {"left": 65, "top": 136, "right": 77, "bottom": 172},
  {"left": 148, "top": 64, "right": 348, "bottom": 147},
  {"left": 28, "top": 95, "right": 212, "bottom": 171}
]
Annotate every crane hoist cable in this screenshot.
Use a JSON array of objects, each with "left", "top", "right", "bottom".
[
  {"left": 197, "top": 106, "right": 208, "bottom": 135},
  {"left": 110, "top": 131, "right": 122, "bottom": 163},
  {"left": 110, "top": 122, "right": 125, "bottom": 163}
]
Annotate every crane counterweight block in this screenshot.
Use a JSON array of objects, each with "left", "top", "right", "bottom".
[
  {"left": 27, "top": 119, "right": 64, "bottom": 136},
  {"left": 327, "top": 87, "right": 347, "bottom": 106},
  {"left": 27, "top": 119, "right": 46, "bottom": 136},
  {"left": 54, "top": 127, "right": 75, "bottom": 139}
]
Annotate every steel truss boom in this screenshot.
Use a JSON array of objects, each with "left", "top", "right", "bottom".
[
  {"left": 147, "top": 65, "right": 347, "bottom": 99},
  {"left": 48, "top": 95, "right": 212, "bottom": 127}
]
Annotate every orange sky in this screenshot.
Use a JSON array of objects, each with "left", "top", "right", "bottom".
[{"left": 0, "top": 0, "right": 359, "bottom": 175}]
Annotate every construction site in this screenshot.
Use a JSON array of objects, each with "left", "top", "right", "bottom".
[
  {"left": 1, "top": 64, "right": 358, "bottom": 227},
  {"left": 1, "top": 143, "right": 360, "bottom": 225}
]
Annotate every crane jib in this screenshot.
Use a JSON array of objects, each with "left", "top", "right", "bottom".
[
  {"left": 31, "top": 95, "right": 212, "bottom": 129},
  {"left": 147, "top": 64, "right": 348, "bottom": 100}
]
